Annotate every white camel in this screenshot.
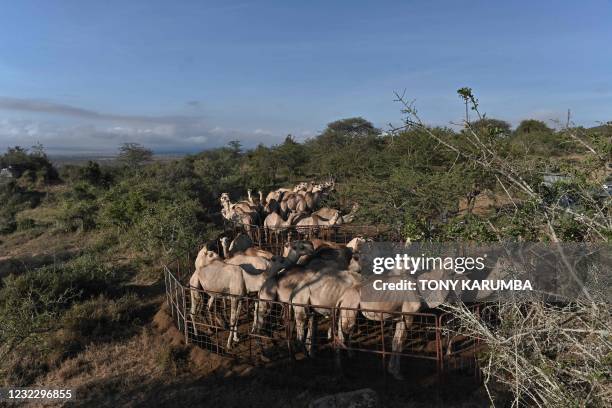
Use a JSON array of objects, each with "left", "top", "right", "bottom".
[
  {"left": 189, "top": 243, "right": 313, "bottom": 349},
  {"left": 253, "top": 242, "right": 355, "bottom": 335},
  {"left": 293, "top": 213, "right": 340, "bottom": 236},
  {"left": 280, "top": 192, "right": 307, "bottom": 215},
  {"left": 290, "top": 258, "right": 362, "bottom": 355},
  {"left": 263, "top": 212, "right": 298, "bottom": 241},
  {"left": 220, "top": 236, "right": 273, "bottom": 260},
  {"left": 302, "top": 184, "right": 324, "bottom": 211},
  {"left": 334, "top": 258, "right": 508, "bottom": 379},
  {"left": 314, "top": 203, "right": 360, "bottom": 225}
]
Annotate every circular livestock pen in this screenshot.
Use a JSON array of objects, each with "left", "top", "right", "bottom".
[{"left": 163, "top": 223, "right": 484, "bottom": 381}]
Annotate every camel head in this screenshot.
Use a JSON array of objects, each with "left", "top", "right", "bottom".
[
  {"left": 293, "top": 182, "right": 308, "bottom": 192},
  {"left": 323, "top": 178, "right": 335, "bottom": 190},
  {"left": 219, "top": 192, "right": 231, "bottom": 208},
  {"left": 348, "top": 252, "right": 362, "bottom": 273},
  {"left": 346, "top": 236, "right": 366, "bottom": 253},
  {"left": 195, "top": 246, "right": 222, "bottom": 269},
  {"left": 329, "top": 212, "right": 341, "bottom": 225},
  {"left": 282, "top": 240, "right": 315, "bottom": 263},
  {"left": 268, "top": 255, "right": 293, "bottom": 275},
  {"left": 264, "top": 199, "right": 279, "bottom": 214},
  {"left": 312, "top": 184, "right": 324, "bottom": 193},
  {"left": 219, "top": 237, "right": 230, "bottom": 258}
]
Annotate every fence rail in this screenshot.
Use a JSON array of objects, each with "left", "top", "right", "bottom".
[
  {"left": 224, "top": 221, "right": 403, "bottom": 256},
  {"left": 164, "top": 264, "right": 483, "bottom": 379}
]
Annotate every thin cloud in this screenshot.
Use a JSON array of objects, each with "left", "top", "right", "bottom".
[
  {"left": 0, "top": 97, "right": 199, "bottom": 125},
  {"left": 0, "top": 118, "right": 282, "bottom": 155}
]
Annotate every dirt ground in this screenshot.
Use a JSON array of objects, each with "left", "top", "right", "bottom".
[{"left": 26, "top": 302, "right": 490, "bottom": 408}]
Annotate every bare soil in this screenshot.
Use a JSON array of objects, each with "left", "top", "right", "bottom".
[{"left": 28, "top": 303, "right": 489, "bottom": 408}]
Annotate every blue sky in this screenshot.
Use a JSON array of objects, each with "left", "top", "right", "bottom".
[{"left": 0, "top": 0, "right": 611, "bottom": 154}]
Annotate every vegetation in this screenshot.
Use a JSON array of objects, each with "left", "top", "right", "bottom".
[{"left": 0, "top": 88, "right": 610, "bottom": 405}]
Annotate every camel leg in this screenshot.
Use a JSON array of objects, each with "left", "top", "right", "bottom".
[
  {"left": 253, "top": 300, "right": 265, "bottom": 333},
  {"left": 251, "top": 300, "right": 260, "bottom": 333},
  {"left": 227, "top": 297, "right": 238, "bottom": 349},
  {"left": 205, "top": 295, "right": 221, "bottom": 329},
  {"left": 388, "top": 320, "right": 407, "bottom": 380},
  {"left": 337, "top": 310, "right": 355, "bottom": 358},
  {"left": 221, "top": 297, "right": 229, "bottom": 325},
  {"left": 189, "top": 287, "right": 202, "bottom": 336},
  {"left": 294, "top": 306, "right": 307, "bottom": 352},
  {"left": 233, "top": 299, "right": 242, "bottom": 343},
  {"left": 306, "top": 313, "right": 318, "bottom": 357}
]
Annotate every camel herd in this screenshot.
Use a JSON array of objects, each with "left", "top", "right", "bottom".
[
  {"left": 187, "top": 230, "right": 507, "bottom": 379},
  {"left": 189, "top": 233, "right": 442, "bottom": 379},
  {"left": 188, "top": 181, "right": 503, "bottom": 379},
  {"left": 219, "top": 180, "right": 359, "bottom": 235}
]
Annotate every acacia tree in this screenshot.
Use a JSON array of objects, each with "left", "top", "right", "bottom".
[
  {"left": 117, "top": 143, "right": 153, "bottom": 168},
  {"left": 392, "top": 87, "right": 611, "bottom": 407}
]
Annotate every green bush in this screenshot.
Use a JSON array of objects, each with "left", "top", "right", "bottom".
[
  {"left": 0, "top": 255, "right": 124, "bottom": 384},
  {"left": 132, "top": 199, "right": 204, "bottom": 259},
  {"left": 56, "top": 182, "right": 99, "bottom": 231},
  {"left": 0, "top": 145, "right": 58, "bottom": 184}
]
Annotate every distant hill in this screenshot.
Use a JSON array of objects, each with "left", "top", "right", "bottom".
[{"left": 49, "top": 153, "right": 186, "bottom": 166}]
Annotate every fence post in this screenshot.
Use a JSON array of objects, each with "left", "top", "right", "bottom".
[
  {"left": 436, "top": 315, "right": 444, "bottom": 383},
  {"left": 183, "top": 284, "right": 189, "bottom": 345},
  {"left": 380, "top": 313, "right": 387, "bottom": 381},
  {"left": 285, "top": 305, "right": 295, "bottom": 361},
  {"left": 332, "top": 307, "right": 343, "bottom": 375}
]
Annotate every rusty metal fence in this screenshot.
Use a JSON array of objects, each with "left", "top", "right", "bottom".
[
  {"left": 223, "top": 222, "right": 402, "bottom": 255},
  {"left": 164, "top": 264, "right": 484, "bottom": 379}
]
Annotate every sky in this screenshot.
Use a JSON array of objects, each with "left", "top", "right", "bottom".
[{"left": 0, "top": 0, "right": 611, "bottom": 155}]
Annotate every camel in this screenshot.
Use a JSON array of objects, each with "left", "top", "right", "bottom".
[
  {"left": 334, "top": 257, "right": 508, "bottom": 379},
  {"left": 293, "top": 181, "right": 310, "bottom": 194},
  {"left": 263, "top": 212, "right": 298, "bottom": 241},
  {"left": 304, "top": 237, "right": 366, "bottom": 254},
  {"left": 280, "top": 239, "right": 352, "bottom": 268},
  {"left": 265, "top": 188, "right": 291, "bottom": 206},
  {"left": 314, "top": 203, "right": 359, "bottom": 225},
  {"left": 195, "top": 236, "right": 269, "bottom": 327},
  {"left": 253, "top": 261, "right": 319, "bottom": 333},
  {"left": 263, "top": 196, "right": 282, "bottom": 216},
  {"left": 345, "top": 236, "right": 367, "bottom": 253},
  {"left": 220, "top": 194, "right": 260, "bottom": 228},
  {"left": 220, "top": 236, "right": 273, "bottom": 260},
  {"left": 264, "top": 212, "right": 297, "bottom": 230},
  {"left": 220, "top": 193, "right": 258, "bottom": 217},
  {"left": 189, "top": 241, "right": 314, "bottom": 349},
  {"left": 190, "top": 254, "right": 293, "bottom": 349},
  {"left": 253, "top": 243, "right": 355, "bottom": 334},
  {"left": 246, "top": 189, "right": 264, "bottom": 207},
  {"left": 280, "top": 192, "right": 307, "bottom": 215},
  {"left": 303, "top": 184, "right": 324, "bottom": 211},
  {"left": 195, "top": 243, "right": 223, "bottom": 270},
  {"left": 294, "top": 212, "right": 340, "bottom": 232},
  {"left": 335, "top": 285, "right": 422, "bottom": 378},
  {"left": 290, "top": 258, "right": 362, "bottom": 355}
]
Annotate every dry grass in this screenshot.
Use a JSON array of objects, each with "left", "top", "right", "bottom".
[{"left": 444, "top": 299, "right": 611, "bottom": 407}]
